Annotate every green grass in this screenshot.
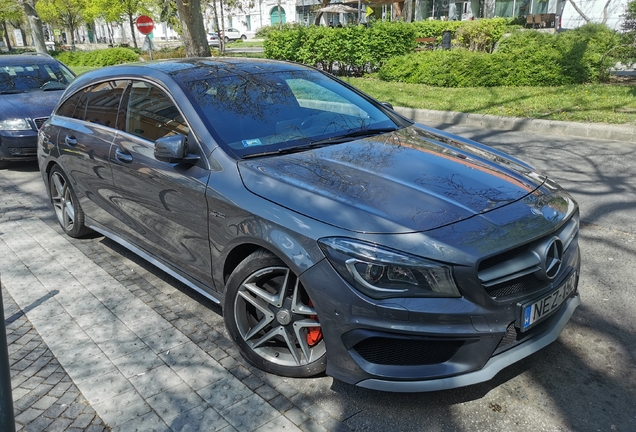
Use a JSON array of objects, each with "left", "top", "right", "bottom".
[
  {"left": 343, "top": 77, "right": 636, "bottom": 125},
  {"left": 229, "top": 41, "right": 264, "bottom": 48},
  {"left": 70, "top": 66, "right": 101, "bottom": 75}
]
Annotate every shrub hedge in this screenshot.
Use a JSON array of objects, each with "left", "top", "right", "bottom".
[
  {"left": 53, "top": 47, "right": 140, "bottom": 67},
  {"left": 378, "top": 24, "right": 620, "bottom": 87},
  {"left": 264, "top": 22, "right": 416, "bottom": 75}
]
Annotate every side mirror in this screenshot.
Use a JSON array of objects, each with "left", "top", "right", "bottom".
[
  {"left": 380, "top": 102, "right": 394, "bottom": 110},
  {"left": 154, "top": 134, "right": 200, "bottom": 164}
]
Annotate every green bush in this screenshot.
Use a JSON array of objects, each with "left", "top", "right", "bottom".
[
  {"left": 455, "top": 18, "right": 507, "bottom": 52},
  {"left": 264, "top": 22, "right": 416, "bottom": 74},
  {"left": 379, "top": 23, "right": 622, "bottom": 87},
  {"left": 53, "top": 48, "right": 140, "bottom": 67}
]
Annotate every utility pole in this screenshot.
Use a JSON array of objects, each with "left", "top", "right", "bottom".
[{"left": 0, "top": 284, "right": 16, "bottom": 432}]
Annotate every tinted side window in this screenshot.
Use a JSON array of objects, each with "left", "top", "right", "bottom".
[
  {"left": 56, "top": 87, "right": 90, "bottom": 119},
  {"left": 125, "top": 81, "right": 189, "bottom": 142},
  {"left": 84, "top": 80, "right": 128, "bottom": 129}
]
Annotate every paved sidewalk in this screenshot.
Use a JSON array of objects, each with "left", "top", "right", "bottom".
[{"left": 1, "top": 172, "right": 349, "bottom": 431}]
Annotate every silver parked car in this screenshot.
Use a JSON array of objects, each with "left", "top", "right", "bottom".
[{"left": 37, "top": 58, "right": 580, "bottom": 392}]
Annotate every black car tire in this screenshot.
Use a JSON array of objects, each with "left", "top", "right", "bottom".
[
  {"left": 224, "top": 249, "right": 327, "bottom": 378},
  {"left": 241, "top": 35, "right": 247, "bottom": 40},
  {"left": 224, "top": 36, "right": 230, "bottom": 43},
  {"left": 49, "top": 165, "right": 91, "bottom": 238}
]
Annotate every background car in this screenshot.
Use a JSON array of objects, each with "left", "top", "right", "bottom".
[
  {"left": 37, "top": 58, "right": 580, "bottom": 392},
  {"left": 221, "top": 28, "right": 247, "bottom": 42},
  {"left": 207, "top": 33, "right": 220, "bottom": 46},
  {"left": 0, "top": 53, "right": 74, "bottom": 168}
]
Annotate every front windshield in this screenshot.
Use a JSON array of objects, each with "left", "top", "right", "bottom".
[
  {"left": 184, "top": 70, "right": 398, "bottom": 157},
  {"left": 0, "top": 61, "right": 74, "bottom": 94}
]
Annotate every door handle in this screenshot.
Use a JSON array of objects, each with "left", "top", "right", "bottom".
[
  {"left": 64, "top": 135, "right": 77, "bottom": 146},
  {"left": 115, "top": 148, "right": 133, "bottom": 163}
]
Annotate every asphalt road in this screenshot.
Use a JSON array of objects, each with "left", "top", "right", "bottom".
[{"left": 2, "top": 124, "right": 635, "bottom": 432}]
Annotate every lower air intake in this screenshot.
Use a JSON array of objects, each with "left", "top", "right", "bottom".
[{"left": 352, "top": 337, "right": 464, "bottom": 366}]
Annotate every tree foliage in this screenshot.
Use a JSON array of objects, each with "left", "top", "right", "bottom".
[{"left": 36, "top": 0, "right": 86, "bottom": 44}]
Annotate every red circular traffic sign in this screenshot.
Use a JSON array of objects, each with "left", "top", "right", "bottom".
[{"left": 135, "top": 15, "right": 154, "bottom": 35}]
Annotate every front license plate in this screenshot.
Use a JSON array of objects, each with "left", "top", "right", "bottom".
[{"left": 520, "top": 272, "right": 577, "bottom": 332}]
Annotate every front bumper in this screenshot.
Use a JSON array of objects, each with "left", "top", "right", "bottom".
[
  {"left": 357, "top": 293, "right": 580, "bottom": 392},
  {"left": 301, "top": 243, "right": 580, "bottom": 392},
  {"left": 0, "top": 130, "right": 38, "bottom": 162}
]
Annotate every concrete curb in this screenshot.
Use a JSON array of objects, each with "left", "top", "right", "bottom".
[{"left": 394, "top": 107, "right": 636, "bottom": 143}]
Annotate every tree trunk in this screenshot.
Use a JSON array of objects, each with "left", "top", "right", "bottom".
[
  {"left": 277, "top": 0, "right": 282, "bottom": 29},
  {"left": 1, "top": 21, "right": 12, "bottom": 51},
  {"left": 19, "top": 0, "right": 47, "bottom": 53},
  {"left": 128, "top": 13, "right": 138, "bottom": 48},
  {"left": 403, "top": 0, "right": 413, "bottom": 22},
  {"left": 566, "top": 0, "right": 591, "bottom": 22},
  {"left": 601, "top": 0, "right": 612, "bottom": 24},
  {"left": 176, "top": 0, "right": 211, "bottom": 57},
  {"left": 314, "top": 12, "right": 323, "bottom": 26},
  {"left": 393, "top": 2, "right": 402, "bottom": 20},
  {"left": 211, "top": 0, "right": 224, "bottom": 53}
]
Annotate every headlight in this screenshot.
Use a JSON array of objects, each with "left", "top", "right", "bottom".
[
  {"left": 318, "top": 238, "right": 460, "bottom": 300},
  {"left": 0, "top": 118, "right": 32, "bottom": 131}
]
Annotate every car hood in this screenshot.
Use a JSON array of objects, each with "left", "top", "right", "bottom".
[
  {"left": 238, "top": 126, "right": 548, "bottom": 233},
  {"left": 0, "top": 91, "right": 62, "bottom": 120}
]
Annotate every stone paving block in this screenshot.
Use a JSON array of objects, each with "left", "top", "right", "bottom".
[
  {"left": 174, "top": 361, "right": 226, "bottom": 391},
  {"left": 61, "top": 402, "right": 87, "bottom": 419},
  {"left": 59, "top": 353, "right": 119, "bottom": 384},
  {"left": 112, "top": 410, "right": 170, "bottom": 432},
  {"left": 242, "top": 375, "right": 264, "bottom": 391},
  {"left": 255, "top": 384, "right": 280, "bottom": 402},
  {"left": 129, "top": 364, "right": 184, "bottom": 398},
  {"left": 71, "top": 412, "right": 98, "bottom": 429},
  {"left": 47, "top": 380, "right": 72, "bottom": 397},
  {"left": 285, "top": 407, "right": 311, "bottom": 426},
  {"left": 268, "top": 394, "right": 294, "bottom": 413},
  {"left": 31, "top": 395, "right": 57, "bottom": 411},
  {"left": 99, "top": 334, "right": 146, "bottom": 361},
  {"left": 158, "top": 341, "right": 212, "bottom": 371},
  {"left": 299, "top": 419, "right": 329, "bottom": 432},
  {"left": 261, "top": 414, "right": 303, "bottom": 432},
  {"left": 14, "top": 407, "right": 44, "bottom": 425},
  {"left": 75, "top": 369, "right": 135, "bottom": 406},
  {"left": 168, "top": 404, "right": 229, "bottom": 432},
  {"left": 219, "top": 394, "right": 279, "bottom": 431},
  {"left": 111, "top": 346, "right": 164, "bottom": 378},
  {"left": 146, "top": 382, "right": 206, "bottom": 424},
  {"left": 93, "top": 388, "right": 152, "bottom": 428},
  {"left": 46, "top": 417, "right": 73, "bottom": 432},
  {"left": 143, "top": 326, "right": 191, "bottom": 354},
  {"left": 275, "top": 381, "right": 299, "bottom": 399},
  {"left": 22, "top": 415, "right": 53, "bottom": 432},
  {"left": 124, "top": 309, "right": 175, "bottom": 339},
  {"left": 197, "top": 374, "right": 254, "bottom": 410}
]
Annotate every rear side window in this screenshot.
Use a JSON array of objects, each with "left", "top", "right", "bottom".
[
  {"left": 84, "top": 80, "right": 128, "bottom": 129},
  {"left": 56, "top": 87, "right": 90, "bottom": 120},
  {"left": 124, "top": 81, "right": 189, "bottom": 142}
]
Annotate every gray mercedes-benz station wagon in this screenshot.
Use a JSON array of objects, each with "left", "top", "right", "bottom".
[{"left": 37, "top": 58, "right": 580, "bottom": 392}]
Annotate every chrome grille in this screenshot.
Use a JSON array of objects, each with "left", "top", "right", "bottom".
[
  {"left": 478, "top": 213, "right": 579, "bottom": 299},
  {"left": 34, "top": 117, "right": 49, "bottom": 129}
]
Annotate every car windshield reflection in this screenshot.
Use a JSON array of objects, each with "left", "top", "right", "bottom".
[
  {"left": 0, "top": 62, "right": 74, "bottom": 93},
  {"left": 184, "top": 70, "right": 398, "bottom": 158}
]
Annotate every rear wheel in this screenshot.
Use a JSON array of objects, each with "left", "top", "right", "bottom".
[
  {"left": 49, "top": 165, "right": 91, "bottom": 238},
  {"left": 224, "top": 249, "right": 327, "bottom": 377}
]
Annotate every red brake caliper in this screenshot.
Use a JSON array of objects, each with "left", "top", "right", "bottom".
[{"left": 306, "top": 299, "right": 322, "bottom": 347}]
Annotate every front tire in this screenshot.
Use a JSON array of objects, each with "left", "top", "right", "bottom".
[
  {"left": 49, "top": 165, "right": 91, "bottom": 238},
  {"left": 224, "top": 249, "right": 327, "bottom": 377}
]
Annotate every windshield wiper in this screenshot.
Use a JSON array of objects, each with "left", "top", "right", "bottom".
[
  {"left": 0, "top": 90, "right": 26, "bottom": 94},
  {"left": 308, "top": 127, "right": 399, "bottom": 146},
  {"left": 241, "top": 127, "right": 399, "bottom": 159},
  {"left": 242, "top": 142, "right": 334, "bottom": 159}
]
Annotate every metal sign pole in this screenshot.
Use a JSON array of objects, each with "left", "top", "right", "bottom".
[{"left": 0, "top": 283, "right": 16, "bottom": 432}]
